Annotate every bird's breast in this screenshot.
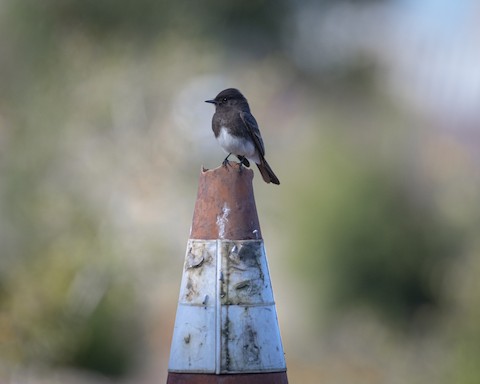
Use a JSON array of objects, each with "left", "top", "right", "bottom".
[{"left": 216, "top": 126, "right": 256, "bottom": 159}]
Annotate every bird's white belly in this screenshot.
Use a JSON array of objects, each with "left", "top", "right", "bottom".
[{"left": 217, "top": 126, "right": 258, "bottom": 162}]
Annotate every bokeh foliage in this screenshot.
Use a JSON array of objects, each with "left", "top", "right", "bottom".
[
  {"left": 293, "top": 135, "right": 457, "bottom": 326},
  {"left": 0, "top": 0, "right": 478, "bottom": 383}
]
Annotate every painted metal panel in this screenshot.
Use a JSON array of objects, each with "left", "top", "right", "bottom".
[
  {"left": 179, "top": 240, "right": 217, "bottom": 306},
  {"left": 219, "top": 241, "right": 274, "bottom": 306},
  {"left": 168, "top": 305, "right": 216, "bottom": 372},
  {"left": 220, "top": 305, "right": 285, "bottom": 373}
]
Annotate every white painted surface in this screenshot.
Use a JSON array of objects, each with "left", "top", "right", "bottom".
[
  {"left": 168, "top": 239, "right": 286, "bottom": 374},
  {"left": 215, "top": 203, "right": 230, "bottom": 240}
]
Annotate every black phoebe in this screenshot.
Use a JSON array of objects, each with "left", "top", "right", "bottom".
[{"left": 205, "top": 88, "right": 280, "bottom": 185}]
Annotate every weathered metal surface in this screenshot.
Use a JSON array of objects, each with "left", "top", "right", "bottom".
[
  {"left": 220, "top": 305, "right": 283, "bottom": 373},
  {"left": 218, "top": 241, "right": 274, "bottom": 306},
  {"left": 167, "top": 165, "right": 287, "bottom": 382},
  {"left": 168, "top": 240, "right": 286, "bottom": 374},
  {"left": 190, "top": 165, "right": 262, "bottom": 240},
  {"left": 166, "top": 372, "right": 289, "bottom": 384}
]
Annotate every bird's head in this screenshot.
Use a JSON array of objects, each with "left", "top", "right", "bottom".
[{"left": 205, "top": 88, "right": 250, "bottom": 111}]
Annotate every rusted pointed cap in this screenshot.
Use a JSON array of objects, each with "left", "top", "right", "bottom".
[{"left": 190, "top": 164, "right": 262, "bottom": 240}]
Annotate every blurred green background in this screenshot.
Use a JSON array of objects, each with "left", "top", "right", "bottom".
[{"left": 1, "top": 0, "right": 479, "bottom": 383}]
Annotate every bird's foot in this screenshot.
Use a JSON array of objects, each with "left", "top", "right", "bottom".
[
  {"left": 222, "top": 154, "right": 232, "bottom": 168},
  {"left": 236, "top": 155, "right": 250, "bottom": 168}
]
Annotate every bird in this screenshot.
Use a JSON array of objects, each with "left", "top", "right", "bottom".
[{"left": 205, "top": 88, "right": 280, "bottom": 185}]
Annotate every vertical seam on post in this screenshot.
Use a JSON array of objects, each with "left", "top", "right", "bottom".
[{"left": 215, "top": 239, "right": 222, "bottom": 374}]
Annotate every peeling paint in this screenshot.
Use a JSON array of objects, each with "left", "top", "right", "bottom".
[
  {"left": 235, "top": 280, "right": 251, "bottom": 291},
  {"left": 215, "top": 203, "right": 230, "bottom": 239}
]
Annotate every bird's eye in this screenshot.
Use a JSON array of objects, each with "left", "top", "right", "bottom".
[{"left": 222, "top": 97, "right": 228, "bottom": 102}]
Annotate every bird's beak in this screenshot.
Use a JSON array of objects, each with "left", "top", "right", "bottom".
[{"left": 205, "top": 99, "right": 216, "bottom": 104}]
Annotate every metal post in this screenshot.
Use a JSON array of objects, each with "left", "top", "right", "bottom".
[{"left": 167, "top": 163, "right": 288, "bottom": 384}]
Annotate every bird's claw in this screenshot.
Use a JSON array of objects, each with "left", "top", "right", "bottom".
[
  {"left": 237, "top": 156, "right": 250, "bottom": 168},
  {"left": 222, "top": 154, "right": 231, "bottom": 168}
]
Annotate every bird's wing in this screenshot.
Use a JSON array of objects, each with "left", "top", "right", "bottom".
[{"left": 240, "top": 111, "right": 265, "bottom": 157}]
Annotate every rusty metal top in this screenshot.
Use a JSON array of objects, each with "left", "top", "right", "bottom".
[{"left": 190, "top": 164, "right": 262, "bottom": 240}]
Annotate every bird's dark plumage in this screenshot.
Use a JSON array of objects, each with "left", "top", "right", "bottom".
[{"left": 205, "top": 88, "right": 280, "bottom": 185}]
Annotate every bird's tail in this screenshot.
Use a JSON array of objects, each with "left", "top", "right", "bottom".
[{"left": 257, "top": 157, "right": 280, "bottom": 185}]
